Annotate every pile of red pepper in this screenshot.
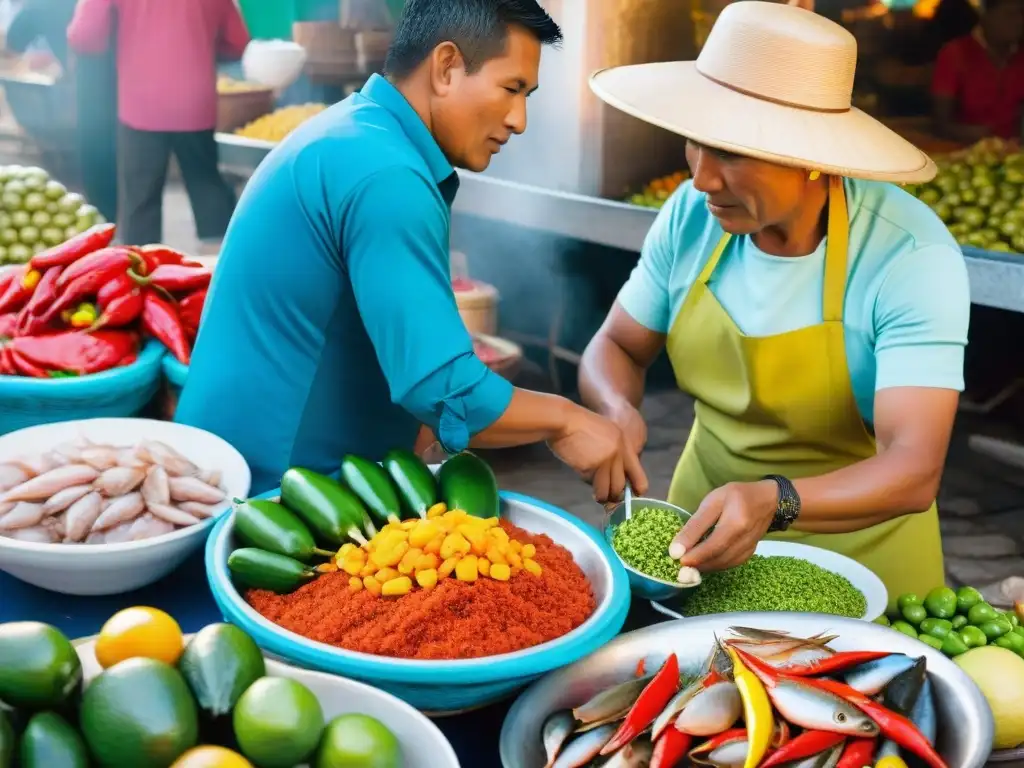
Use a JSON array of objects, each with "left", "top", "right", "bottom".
[{"left": 0, "top": 223, "right": 209, "bottom": 378}]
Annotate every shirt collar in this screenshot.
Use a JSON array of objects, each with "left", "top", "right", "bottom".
[{"left": 360, "top": 74, "right": 456, "bottom": 189}]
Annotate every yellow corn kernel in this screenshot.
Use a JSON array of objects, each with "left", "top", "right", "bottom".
[
  {"left": 522, "top": 543, "right": 537, "bottom": 559},
  {"left": 342, "top": 557, "right": 364, "bottom": 576},
  {"left": 445, "top": 509, "right": 468, "bottom": 525},
  {"left": 348, "top": 576, "right": 363, "bottom": 591},
  {"left": 485, "top": 545, "right": 507, "bottom": 565},
  {"left": 477, "top": 557, "right": 491, "bottom": 577},
  {"left": 483, "top": 517, "right": 501, "bottom": 528},
  {"left": 455, "top": 555, "right": 479, "bottom": 582},
  {"left": 507, "top": 550, "right": 523, "bottom": 568},
  {"left": 316, "top": 562, "right": 338, "bottom": 573},
  {"left": 458, "top": 524, "right": 489, "bottom": 555},
  {"left": 440, "top": 532, "right": 470, "bottom": 559},
  {"left": 376, "top": 567, "right": 399, "bottom": 583},
  {"left": 439, "top": 556, "right": 459, "bottom": 579},
  {"left": 489, "top": 527, "right": 509, "bottom": 543},
  {"left": 523, "top": 558, "right": 542, "bottom": 576},
  {"left": 408, "top": 520, "right": 440, "bottom": 548},
  {"left": 426, "top": 502, "right": 447, "bottom": 518},
  {"left": 509, "top": 540, "right": 523, "bottom": 553},
  {"left": 490, "top": 563, "right": 511, "bottom": 581},
  {"left": 424, "top": 535, "right": 443, "bottom": 555},
  {"left": 337, "top": 543, "right": 357, "bottom": 558},
  {"left": 415, "top": 553, "right": 439, "bottom": 571},
  {"left": 378, "top": 541, "right": 410, "bottom": 568},
  {"left": 416, "top": 568, "right": 438, "bottom": 589},
  {"left": 401, "top": 519, "right": 419, "bottom": 529},
  {"left": 399, "top": 546, "right": 422, "bottom": 570},
  {"left": 360, "top": 563, "right": 377, "bottom": 577},
  {"left": 382, "top": 576, "right": 413, "bottom": 597},
  {"left": 363, "top": 575, "right": 382, "bottom": 596}
]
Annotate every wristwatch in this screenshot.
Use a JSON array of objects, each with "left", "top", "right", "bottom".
[{"left": 763, "top": 474, "right": 801, "bottom": 532}]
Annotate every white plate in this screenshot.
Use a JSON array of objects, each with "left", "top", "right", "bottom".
[
  {"left": 0, "top": 418, "right": 250, "bottom": 595},
  {"left": 650, "top": 539, "right": 888, "bottom": 622}
]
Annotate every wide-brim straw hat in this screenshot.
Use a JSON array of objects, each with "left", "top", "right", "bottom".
[{"left": 589, "top": 1, "right": 937, "bottom": 183}]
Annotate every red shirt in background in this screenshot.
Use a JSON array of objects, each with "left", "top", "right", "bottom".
[
  {"left": 932, "top": 33, "right": 1024, "bottom": 139},
  {"left": 67, "top": 0, "right": 251, "bottom": 133}
]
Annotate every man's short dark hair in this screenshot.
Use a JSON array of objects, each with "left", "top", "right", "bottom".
[{"left": 384, "top": 0, "right": 562, "bottom": 80}]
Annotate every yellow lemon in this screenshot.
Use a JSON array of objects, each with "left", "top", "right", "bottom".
[
  {"left": 95, "top": 607, "right": 184, "bottom": 669},
  {"left": 171, "top": 746, "right": 253, "bottom": 767}
]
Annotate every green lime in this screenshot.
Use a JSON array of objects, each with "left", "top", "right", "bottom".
[
  {"left": 968, "top": 602, "right": 999, "bottom": 626},
  {"left": 951, "top": 615, "right": 968, "bottom": 630},
  {"left": 233, "top": 677, "right": 324, "bottom": 768},
  {"left": 19, "top": 711, "right": 89, "bottom": 768},
  {"left": 920, "top": 618, "right": 953, "bottom": 639},
  {"left": 7, "top": 243, "right": 30, "bottom": 263},
  {"left": 1014, "top": 625, "right": 1024, "bottom": 639},
  {"left": 80, "top": 657, "right": 198, "bottom": 768},
  {"left": 891, "top": 621, "right": 918, "bottom": 638},
  {"left": 995, "top": 632, "right": 1024, "bottom": 655},
  {"left": 941, "top": 631, "right": 969, "bottom": 657},
  {"left": 919, "top": 187, "right": 942, "bottom": 205},
  {"left": 960, "top": 625, "right": 988, "bottom": 648},
  {"left": 314, "top": 713, "right": 401, "bottom": 768},
  {"left": 924, "top": 587, "right": 958, "bottom": 619},
  {"left": 18, "top": 226, "right": 39, "bottom": 245},
  {"left": 980, "top": 618, "right": 1013, "bottom": 641},
  {"left": 179, "top": 623, "right": 266, "bottom": 719},
  {"left": 0, "top": 622, "right": 81, "bottom": 710},
  {"left": 897, "top": 593, "right": 921, "bottom": 611},
  {"left": 9, "top": 211, "right": 29, "bottom": 229},
  {"left": 43, "top": 180, "right": 66, "bottom": 200},
  {"left": 918, "top": 634, "right": 944, "bottom": 651},
  {"left": 901, "top": 603, "right": 928, "bottom": 626},
  {"left": 57, "top": 193, "right": 85, "bottom": 214},
  {"left": 874, "top": 615, "right": 891, "bottom": 627}
]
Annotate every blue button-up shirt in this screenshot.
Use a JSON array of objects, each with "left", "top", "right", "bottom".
[{"left": 176, "top": 74, "right": 513, "bottom": 494}]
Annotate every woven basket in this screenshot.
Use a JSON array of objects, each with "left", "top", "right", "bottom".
[{"left": 217, "top": 88, "right": 275, "bottom": 133}]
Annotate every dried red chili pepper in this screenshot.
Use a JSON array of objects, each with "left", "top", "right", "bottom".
[
  {"left": 0, "top": 269, "right": 15, "bottom": 299},
  {"left": 0, "top": 267, "right": 33, "bottom": 315},
  {"left": 760, "top": 730, "right": 845, "bottom": 768},
  {"left": 837, "top": 738, "right": 876, "bottom": 768},
  {"left": 781, "top": 650, "right": 892, "bottom": 678},
  {"left": 0, "top": 313, "right": 17, "bottom": 339},
  {"left": 136, "top": 244, "right": 188, "bottom": 266},
  {"left": 11, "top": 347, "right": 50, "bottom": 377},
  {"left": 97, "top": 272, "right": 135, "bottom": 307},
  {"left": 177, "top": 288, "right": 206, "bottom": 338},
  {"left": 56, "top": 246, "right": 138, "bottom": 290},
  {"left": 130, "top": 263, "right": 211, "bottom": 293},
  {"left": 29, "top": 223, "right": 116, "bottom": 271},
  {"left": 651, "top": 726, "right": 691, "bottom": 768},
  {"left": 40, "top": 253, "right": 139, "bottom": 326},
  {"left": 600, "top": 653, "right": 680, "bottom": 756},
  {"left": 16, "top": 267, "right": 63, "bottom": 337},
  {"left": 0, "top": 345, "right": 14, "bottom": 375},
  {"left": 10, "top": 330, "right": 138, "bottom": 376},
  {"left": 141, "top": 291, "right": 190, "bottom": 364},
  {"left": 94, "top": 291, "right": 143, "bottom": 330}
]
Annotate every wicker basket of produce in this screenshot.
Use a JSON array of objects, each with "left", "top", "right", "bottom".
[{"left": 216, "top": 79, "right": 275, "bottom": 133}]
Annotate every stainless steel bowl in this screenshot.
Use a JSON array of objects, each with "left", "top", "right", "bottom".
[
  {"left": 499, "top": 612, "right": 995, "bottom": 768},
  {"left": 604, "top": 497, "right": 695, "bottom": 601}
]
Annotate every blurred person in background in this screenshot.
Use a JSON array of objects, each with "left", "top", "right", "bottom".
[
  {"left": 67, "top": 0, "right": 249, "bottom": 249},
  {"left": 932, "top": 0, "right": 1024, "bottom": 142}
]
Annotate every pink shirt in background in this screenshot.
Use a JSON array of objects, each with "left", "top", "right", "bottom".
[{"left": 67, "top": 0, "right": 250, "bottom": 132}]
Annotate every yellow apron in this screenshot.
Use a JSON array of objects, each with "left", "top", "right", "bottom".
[{"left": 665, "top": 176, "right": 943, "bottom": 603}]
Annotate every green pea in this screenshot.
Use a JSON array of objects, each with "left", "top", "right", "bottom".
[
  {"left": 891, "top": 620, "right": 918, "bottom": 638},
  {"left": 996, "top": 632, "right": 1024, "bottom": 655},
  {"left": 923, "top": 587, "right": 958, "bottom": 619},
  {"left": 1005, "top": 611, "right": 1020, "bottom": 628},
  {"left": 967, "top": 602, "right": 999, "bottom": 626},
  {"left": 956, "top": 586, "right": 984, "bottom": 614},
  {"left": 919, "top": 618, "right": 953, "bottom": 639},
  {"left": 897, "top": 593, "right": 922, "bottom": 612},
  {"left": 874, "top": 615, "right": 891, "bottom": 627},
  {"left": 901, "top": 603, "right": 928, "bottom": 626},
  {"left": 960, "top": 625, "right": 988, "bottom": 648},
  {"left": 941, "top": 631, "right": 969, "bottom": 657},
  {"left": 951, "top": 615, "right": 968, "bottom": 630},
  {"left": 918, "top": 634, "right": 944, "bottom": 651},
  {"left": 980, "top": 617, "right": 1013, "bottom": 641}
]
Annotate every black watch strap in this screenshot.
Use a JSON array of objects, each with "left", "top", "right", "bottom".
[{"left": 764, "top": 474, "right": 801, "bottom": 532}]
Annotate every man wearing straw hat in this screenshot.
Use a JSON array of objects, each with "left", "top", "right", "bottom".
[{"left": 579, "top": 1, "right": 970, "bottom": 599}]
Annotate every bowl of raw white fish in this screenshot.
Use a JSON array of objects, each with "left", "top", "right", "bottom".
[{"left": 0, "top": 417, "right": 250, "bottom": 595}]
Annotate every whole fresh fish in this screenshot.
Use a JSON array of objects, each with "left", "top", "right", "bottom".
[
  {"left": 573, "top": 676, "right": 652, "bottom": 724},
  {"left": 148, "top": 504, "right": 202, "bottom": 527},
  {"left": 42, "top": 484, "right": 92, "bottom": 515},
  {"left": 788, "top": 742, "right": 844, "bottom": 768},
  {"left": 128, "top": 513, "right": 175, "bottom": 541},
  {"left": 674, "top": 682, "right": 742, "bottom": 736},
  {"left": 652, "top": 678, "right": 704, "bottom": 740},
  {"left": 603, "top": 737, "right": 653, "bottom": 768},
  {"left": 94, "top": 466, "right": 146, "bottom": 496},
  {"left": 552, "top": 723, "right": 617, "bottom": 768},
  {"left": 102, "top": 522, "right": 135, "bottom": 544},
  {"left": 141, "top": 465, "right": 171, "bottom": 507},
  {"left": 910, "top": 677, "right": 937, "bottom": 745},
  {"left": 1, "top": 465, "right": 99, "bottom": 503},
  {"left": 767, "top": 678, "right": 879, "bottom": 737},
  {"left": 84, "top": 531, "right": 107, "bottom": 544},
  {"left": 178, "top": 501, "right": 218, "bottom": 519},
  {"left": 140, "top": 440, "right": 198, "bottom": 477},
  {"left": 0, "top": 502, "right": 46, "bottom": 530},
  {"left": 5, "top": 526, "right": 54, "bottom": 543},
  {"left": 730, "top": 627, "right": 792, "bottom": 640},
  {"left": 542, "top": 711, "right": 575, "bottom": 768},
  {"left": 78, "top": 446, "right": 121, "bottom": 471},
  {"left": 0, "top": 464, "right": 29, "bottom": 491},
  {"left": 168, "top": 476, "right": 225, "bottom": 505},
  {"left": 64, "top": 492, "right": 104, "bottom": 542},
  {"left": 844, "top": 654, "right": 916, "bottom": 696},
  {"left": 92, "top": 492, "right": 145, "bottom": 531},
  {"left": 765, "top": 645, "right": 836, "bottom": 668},
  {"left": 691, "top": 731, "right": 749, "bottom": 768}
]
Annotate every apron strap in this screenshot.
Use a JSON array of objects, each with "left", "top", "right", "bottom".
[
  {"left": 697, "top": 232, "right": 732, "bottom": 285},
  {"left": 822, "top": 175, "right": 850, "bottom": 323}
]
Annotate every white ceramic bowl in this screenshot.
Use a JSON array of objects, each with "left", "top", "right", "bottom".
[
  {"left": 0, "top": 418, "right": 250, "bottom": 595},
  {"left": 242, "top": 40, "right": 308, "bottom": 90},
  {"left": 649, "top": 540, "right": 889, "bottom": 622},
  {"left": 74, "top": 635, "right": 460, "bottom": 768}
]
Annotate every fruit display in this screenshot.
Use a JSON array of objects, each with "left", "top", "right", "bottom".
[
  {"left": 0, "top": 224, "right": 208, "bottom": 377},
  {"left": 625, "top": 171, "right": 690, "bottom": 209},
  {"left": 905, "top": 138, "right": 1024, "bottom": 253},
  {"left": 540, "top": 626, "right": 949, "bottom": 768},
  {"left": 234, "top": 104, "right": 328, "bottom": 143},
  {"left": 0, "top": 610, "right": 404, "bottom": 767},
  {"left": 0, "top": 165, "right": 104, "bottom": 265},
  {"left": 0, "top": 435, "right": 227, "bottom": 544}
]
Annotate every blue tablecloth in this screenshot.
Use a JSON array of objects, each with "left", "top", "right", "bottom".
[{"left": 0, "top": 553, "right": 661, "bottom": 767}]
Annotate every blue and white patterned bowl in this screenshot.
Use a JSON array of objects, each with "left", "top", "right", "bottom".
[{"left": 206, "top": 491, "right": 631, "bottom": 715}]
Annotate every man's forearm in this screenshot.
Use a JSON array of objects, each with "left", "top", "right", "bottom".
[
  {"left": 579, "top": 336, "right": 647, "bottom": 416},
  {"left": 469, "top": 389, "right": 572, "bottom": 448}
]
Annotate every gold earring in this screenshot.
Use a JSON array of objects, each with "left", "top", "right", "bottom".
[{"left": 808, "top": 170, "right": 821, "bottom": 181}]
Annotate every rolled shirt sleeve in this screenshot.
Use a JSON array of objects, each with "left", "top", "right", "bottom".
[{"left": 342, "top": 167, "right": 513, "bottom": 452}]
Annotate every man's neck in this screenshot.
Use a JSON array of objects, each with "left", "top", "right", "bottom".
[{"left": 752, "top": 180, "right": 830, "bottom": 257}]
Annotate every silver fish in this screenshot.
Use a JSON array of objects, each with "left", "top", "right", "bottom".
[
  {"left": 84, "top": 530, "right": 107, "bottom": 544},
  {"left": 0, "top": 464, "right": 29, "bottom": 492},
  {"left": 602, "top": 738, "right": 653, "bottom": 768},
  {"left": 0, "top": 502, "right": 46, "bottom": 530},
  {"left": 178, "top": 501, "right": 218, "bottom": 519},
  {"left": 64, "top": 492, "right": 104, "bottom": 542},
  {"left": 573, "top": 676, "right": 653, "bottom": 724},
  {"left": 128, "top": 513, "right": 175, "bottom": 541},
  {"left": 42, "top": 485, "right": 93, "bottom": 515},
  {"left": 911, "top": 677, "right": 937, "bottom": 745},
  {"left": 92, "top": 492, "right": 145, "bottom": 531},
  {"left": 140, "top": 440, "right": 197, "bottom": 477},
  {"left": 697, "top": 739, "right": 748, "bottom": 768},
  {"left": 102, "top": 522, "right": 135, "bottom": 544},
  {"left": 767, "top": 679, "right": 879, "bottom": 736},
  {"left": 675, "top": 682, "right": 742, "bottom": 736},
  {"left": 5, "top": 525, "right": 55, "bottom": 543},
  {"left": 844, "top": 654, "right": 915, "bottom": 696},
  {"left": 542, "top": 710, "right": 576, "bottom": 768},
  {"left": 1, "top": 465, "right": 100, "bottom": 503},
  {"left": 94, "top": 466, "right": 146, "bottom": 496},
  {"left": 789, "top": 743, "right": 844, "bottom": 768},
  {"left": 141, "top": 465, "right": 171, "bottom": 507},
  {"left": 652, "top": 677, "right": 704, "bottom": 740},
  {"left": 197, "top": 468, "right": 222, "bottom": 488},
  {"left": 148, "top": 504, "right": 202, "bottom": 527},
  {"left": 552, "top": 723, "right": 617, "bottom": 768},
  {"left": 79, "top": 446, "right": 121, "bottom": 471},
  {"left": 168, "top": 476, "right": 225, "bottom": 505},
  {"left": 730, "top": 627, "right": 793, "bottom": 640},
  {"left": 766, "top": 645, "right": 836, "bottom": 668}
]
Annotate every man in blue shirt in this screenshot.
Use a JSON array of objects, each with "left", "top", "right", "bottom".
[{"left": 177, "top": 0, "right": 647, "bottom": 502}]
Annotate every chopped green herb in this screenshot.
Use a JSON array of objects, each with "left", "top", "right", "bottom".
[{"left": 611, "top": 507, "right": 685, "bottom": 582}]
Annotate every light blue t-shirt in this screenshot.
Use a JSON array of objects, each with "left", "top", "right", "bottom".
[
  {"left": 618, "top": 178, "right": 971, "bottom": 425},
  {"left": 176, "top": 74, "right": 513, "bottom": 494}
]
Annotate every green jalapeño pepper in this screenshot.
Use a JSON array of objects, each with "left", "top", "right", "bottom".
[
  {"left": 233, "top": 498, "right": 333, "bottom": 563},
  {"left": 281, "top": 467, "right": 375, "bottom": 546},
  {"left": 340, "top": 455, "right": 404, "bottom": 526},
  {"left": 227, "top": 548, "right": 318, "bottom": 594}
]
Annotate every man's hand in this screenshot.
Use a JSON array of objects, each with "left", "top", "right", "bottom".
[
  {"left": 669, "top": 480, "right": 776, "bottom": 571},
  {"left": 607, "top": 400, "right": 648, "bottom": 456},
  {"left": 548, "top": 404, "right": 649, "bottom": 504}
]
